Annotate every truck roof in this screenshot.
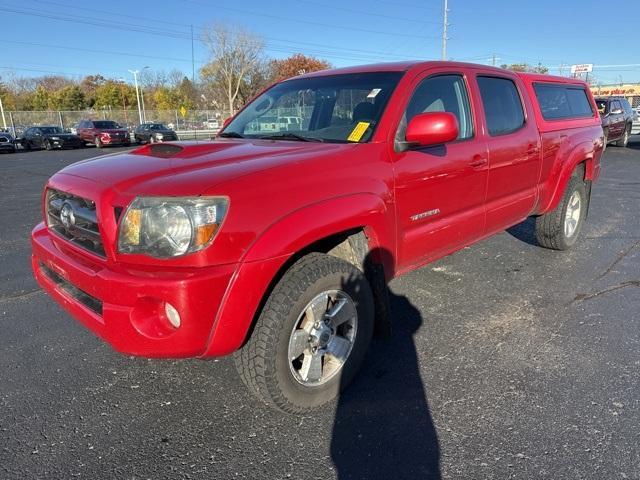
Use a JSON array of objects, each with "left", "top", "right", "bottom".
[
  {"left": 296, "top": 61, "right": 590, "bottom": 88},
  {"left": 295, "top": 60, "right": 510, "bottom": 79}
]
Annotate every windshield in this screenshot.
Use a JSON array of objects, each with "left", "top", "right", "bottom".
[
  {"left": 149, "top": 124, "right": 166, "bottom": 130},
  {"left": 222, "top": 72, "right": 403, "bottom": 143},
  {"left": 94, "top": 121, "right": 118, "bottom": 129},
  {"left": 40, "top": 127, "right": 63, "bottom": 134}
]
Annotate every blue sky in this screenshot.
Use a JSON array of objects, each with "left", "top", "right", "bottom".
[{"left": 1, "top": 0, "right": 638, "bottom": 85}]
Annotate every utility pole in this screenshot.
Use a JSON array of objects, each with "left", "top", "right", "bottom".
[
  {"left": 191, "top": 25, "right": 195, "bottom": 84},
  {"left": 128, "top": 69, "right": 143, "bottom": 125},
  {"left": 492, "top": 53, "right": 498, "bottom": 67},
  {"left": 441, "top": 0, "right": 449, "bottom": 60}
]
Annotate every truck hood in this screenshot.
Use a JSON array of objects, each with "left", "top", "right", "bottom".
[{"left": 56, "top": 139, "right": 356, "bottom": 196}]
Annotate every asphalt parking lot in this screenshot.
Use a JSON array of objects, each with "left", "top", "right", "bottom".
[{"left": 1, "top": 140, "right": 639, "bottom": 480}]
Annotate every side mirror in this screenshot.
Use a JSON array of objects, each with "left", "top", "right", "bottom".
[{"left": 405, "top": 112, "right": 459, "bottom": 148}]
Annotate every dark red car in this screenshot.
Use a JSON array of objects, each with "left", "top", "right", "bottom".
[
  {"left": 32, "top": 62, "right": 603, "bottom": 413},
  {"left": 76, "top": 119, "right": 131, "bottom": 148},
  {"left": 595, "top": 96, "right": 634, "bottom": 147}
]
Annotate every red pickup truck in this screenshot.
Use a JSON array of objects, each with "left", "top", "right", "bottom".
[{"left": 32, "top": 61, "right": 603, "bottom": 413}]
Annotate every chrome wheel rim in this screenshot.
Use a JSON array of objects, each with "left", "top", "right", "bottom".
[
  {"left": 288, "top": 290, "right": 357, "bottom": 387},
  {"left": 564, "top": 191, "right": 581, "bottom": 238}
]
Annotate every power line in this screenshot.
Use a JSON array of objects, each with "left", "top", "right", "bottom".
[{"left": 180, "top": 0, "right": 440, "bottom": 39}]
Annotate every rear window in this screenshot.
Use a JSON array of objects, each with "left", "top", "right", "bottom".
[
  {"left": 534, "top": 83, "right": 594, "bottom": 120},
  {"left": 477, "top": 76, "right": 525, "bottom": 136}
]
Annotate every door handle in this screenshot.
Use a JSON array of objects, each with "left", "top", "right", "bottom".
[
  {"left": 526, "top": 144, "right": 540, "bottom": 155},
  {"left": 469, "top": 155, "right": 488, "bottom": 168}
]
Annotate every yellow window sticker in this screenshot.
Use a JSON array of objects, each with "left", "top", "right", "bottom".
[{"left": 347, "top": 122, "right": 371, "bottom": 142}]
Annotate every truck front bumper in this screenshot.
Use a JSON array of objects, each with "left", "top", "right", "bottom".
[{"left": 31, "top": 222, "right": 236, "bottom": 358}]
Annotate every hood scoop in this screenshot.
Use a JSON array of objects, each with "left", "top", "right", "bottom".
[{"left": 133, "top": 143, "right": 184, "bottom": 158}]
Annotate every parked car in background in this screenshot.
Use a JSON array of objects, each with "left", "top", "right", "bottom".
[
  {"left": 277, "top": 116, "right": 303, "bottom": 131},
  {"left": 595, "top": 96, "right": 634, "bottom": 147},
  {"left": 631, "top": 108, "right": 640, "bottom": 135},
  {"left": 0, "top": 130, "right": 16, "bottom": 153},
  {"left": 32, "top": 62, "right": 604, "bottom": 413},
  {"left": 21, "top": 126, "right": 83, "bottom": 150},
  {"left": 204, "top": 119, "right": 220, "bottom": 129},
  {"left": 76, "top": 119, "right": 131, "bottom": 148},
  {"left": 69, "top": 123, "right": 79, "bottom": 135},
  {"left": 134, "top": 123, "right": 178, "bottom": 144}
]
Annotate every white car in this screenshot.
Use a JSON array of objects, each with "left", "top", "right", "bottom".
[
  {"left": 204, "top": 119, "right": 220, "bottom": 130},
  {"left": 632, "top": 109, "right": 640, "bottom": 135}
]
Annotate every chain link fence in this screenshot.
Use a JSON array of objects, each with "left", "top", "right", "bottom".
[{"left": 3, "top": 109, "right": 224, "bottom": 139}]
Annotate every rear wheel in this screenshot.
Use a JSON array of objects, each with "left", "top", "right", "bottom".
[
  {"left": 535, "top": 174, "right": 587, "bottom": 250},
  {"left": 234, "top": 253, "right": 374, "bottom": 413},
  {"left": 615, "top": 125, "right": 630, "bottom": 147},
  {"left": 23, "top": 140, "right": 31, "bottom": 151}
]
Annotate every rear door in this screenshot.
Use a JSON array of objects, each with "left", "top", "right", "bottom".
[
  {"left": 392, "top": 69, "right": 489, "bottom": 270},
  {"left": 608, "top": 100, "right": 624, "bottom": 139},
  {"left": 474, "top": 74, "right": 541, "bottom": 233}
]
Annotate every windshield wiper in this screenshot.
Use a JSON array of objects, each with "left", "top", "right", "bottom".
[
  {"left": 258, "top": 133, "right": 323, "bottom": 142},
  {"left": 218, "top": 131, "right": 244, "bottom": 138}
]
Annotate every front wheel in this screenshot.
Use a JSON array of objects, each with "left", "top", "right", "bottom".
[
  {"left": 535, "top": 175, "right": 587, "bottom": 250},
  {"left": 44, "top": 140, "right": 52, "bottom": 151},
  {"left": 94, "top": 136, "right": 102, "bottom": 148},
  {"left": 234, "top": 253, "right": 374, "bottom": 413}
]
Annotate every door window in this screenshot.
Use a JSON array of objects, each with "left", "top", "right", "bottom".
[
  {"left": 477, "top": 76, "right": 525, "bottom": 136},
  {"left": 396, "top": 74, "right": 473, "bottom": 146}
]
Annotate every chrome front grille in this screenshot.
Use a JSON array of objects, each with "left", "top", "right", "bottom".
[{"left": 46, "top": 189, "right": 105, "bottom": 257}]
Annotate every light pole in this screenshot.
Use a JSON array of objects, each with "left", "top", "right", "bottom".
[
  {"left": 128, "top": 69, "right": 143, "bottom": 124},
  {"left": 0, "top": 95, "right": 6, "bottom": 130}
]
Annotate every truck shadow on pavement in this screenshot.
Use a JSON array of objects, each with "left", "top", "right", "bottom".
[
  {"left": 330, "top": 250, "right": 441, "bottom": 480},
  {"left": 506, "top": 217, "right": 538, "bottom": 246}
]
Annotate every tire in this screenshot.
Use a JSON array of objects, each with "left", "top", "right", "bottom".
[
  {"left": 535, "top": 174, "right": 588, "bottom": 250},
  {"left": 615, "top": 125, "right": 630, "bottom": 147},
  {"left": 23, "top": 140, "right": 31, "bottom": 151},
  {"left": 44, "top": 140, "right": 52, "bottom": 151},
  {"left": 94, "top": 136, "right": 102, "bottom": 148},
  {"left": 234, "top": 253, "right": 375, "bottom": 413},
  {"left": 149, "top": 135, "right": 155, "bottom": 144}
]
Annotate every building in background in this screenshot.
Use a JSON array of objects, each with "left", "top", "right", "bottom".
[{"left": 590, "top": 84, "right": 640, "bottom": 108}]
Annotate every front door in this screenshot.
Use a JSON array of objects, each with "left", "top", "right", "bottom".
[{"left": 393, "top": 72, "right": 489, "bottom": 272}]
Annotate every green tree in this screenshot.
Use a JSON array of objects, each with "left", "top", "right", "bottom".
[
  {"left": 177, "top": 77, "right": 197, "bottom": 109},
  {"left": 153, "top": 86, "right": 180, "bottom": 110},
  {"left": 31, "top": 86, "right": 50, "bottom": 110},
  {"left": 50, "top": 85, "right": 87, "bottom": 110},
  {"left": 94, "top": 81, "right": 137, "bottom": 110}
]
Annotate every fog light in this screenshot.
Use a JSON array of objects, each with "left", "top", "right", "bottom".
[{"left": 164, "top": 302, "right": 181, "bottom": 329}]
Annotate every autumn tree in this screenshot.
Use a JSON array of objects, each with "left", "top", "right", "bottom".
[
  {"left": 200, "top": 24, "right": 264, "bottom": 116},
  {"left": 0, "top": 79, "right": 17, "bottom": 110},
  {"left": 500, "top": 63, "right": 549, "bottom": 74},
  {"left": 268, "top": 53, "right": 331, "bottom": 82},
  {"left": 80, "top": 74, "right": 107, "bottom": 107}
]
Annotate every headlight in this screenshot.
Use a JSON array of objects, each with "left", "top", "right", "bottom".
[
  {"left": 156, "top": 133, "right": 164, "bottom": 139},
  {"left": 117, "top": 197, "right": 228, "bottom": 258},
  {"left": 50, "top": 136, "right": 60, "bottom": 140}
]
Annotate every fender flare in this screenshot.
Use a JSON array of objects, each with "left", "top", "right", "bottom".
[
  {"left": 200, "top": 193, "right": 396, "bottom": 357},
  {"left": 539, "top": 140, "right": 595, "bottom": 214}
]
